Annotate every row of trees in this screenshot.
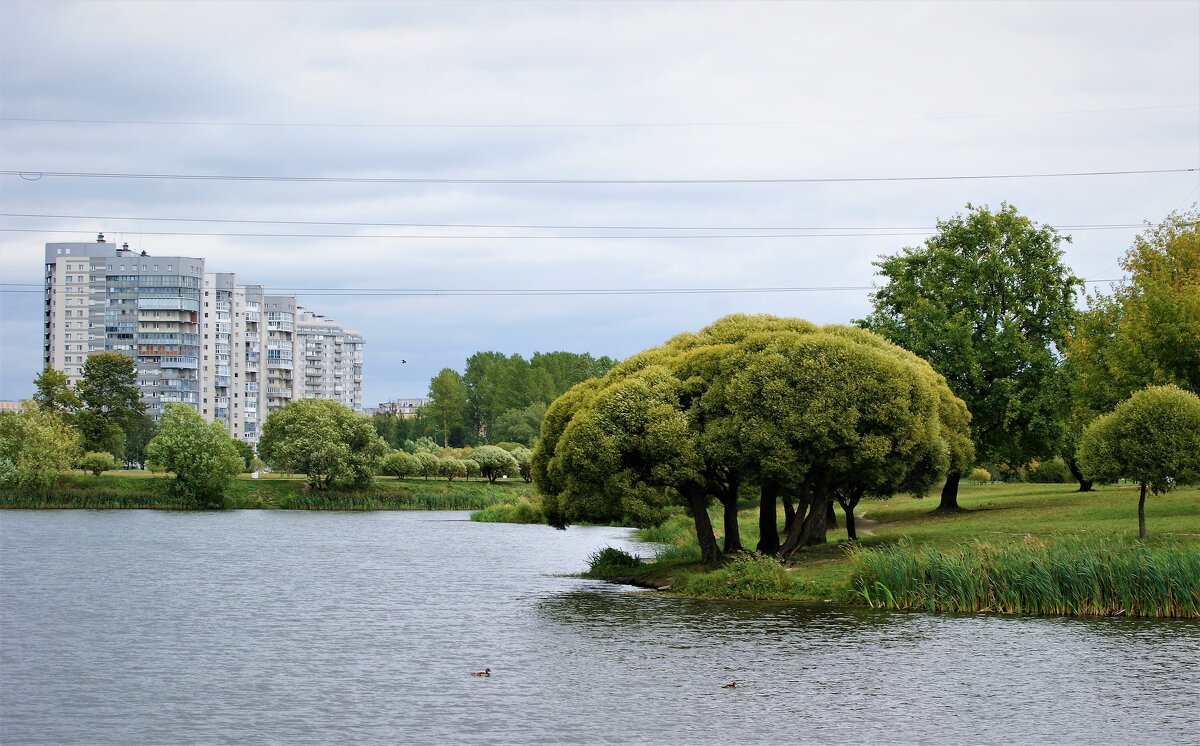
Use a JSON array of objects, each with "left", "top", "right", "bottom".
[
  {"left": 373, "top": 351, "right": 616, "bottom": 449},
  {"left": 532, "top": 205, "right": 1199, "bottom": 554},
  {"left": 381, "top": 442, "right": 529, "bottom": 484}
]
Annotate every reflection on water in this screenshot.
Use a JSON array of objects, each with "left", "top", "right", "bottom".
[{"left": 1, "top": 511, "right": 1197, "bottom": 745}]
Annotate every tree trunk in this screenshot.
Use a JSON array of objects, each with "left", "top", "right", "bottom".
[
  {"left": 781, "top": 481, "right": 831, "bottom": 557},
  {"left": 782, "top": 490, "right": 796, "bottom": 535},
  {"left": 826, "top": 499, "right": 837, "bottom": 529},
  {"left": 757, "top": 484, "right": 780, "bottom": 555},
  {"left": 1138, "top": 481, "right": 1147, "bottom": 539},
  {"left": 718, "top": 490, "right": 743, "bottom": 554},
  {"left": 687, "top": 490, "right": 721, "bottom": 565},
  {"left": 799, "top": 493, "right": 831, "bottom": 548},
  {"left": 937, "top": 470, "right": 961, "bottom": 511},
  {"left": 1067, "top": 457, "right": 1093, "bottom": 492},
  {"left": 779, "top": 483, "right": 811, "bottom": 558},
  {"left": 836, "top": 490, "right": 862, "bottom": 541}
]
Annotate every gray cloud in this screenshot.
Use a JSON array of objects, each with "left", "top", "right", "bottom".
[{"left": 2, "top": 0, "right": 1197, "bottom": 404}]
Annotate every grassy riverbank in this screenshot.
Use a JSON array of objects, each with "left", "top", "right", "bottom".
[
  {"left": 583, "top": 482, "right": 1200, "bottom": 617},
  {"left": 0, "top": 471, "right": 535, "bottom": 511}
]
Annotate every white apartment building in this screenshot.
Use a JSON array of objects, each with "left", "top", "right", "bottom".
[
  {"left": 296, "top": 308, "right": 364, "bottom": 413},
  {"left": 43, "top": 236, "right": 365, "bottom": 444}
]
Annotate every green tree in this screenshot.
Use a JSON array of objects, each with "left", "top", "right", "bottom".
[
  {"left": 426, "top": 368, "right": 469, "bottom": 447},
  {"left": 511, "top": 446, "right": 533, "bottom": 482},
  {"left": 145, "top": 403, "right": 242, "bottom": 507},
  {"left": 534, "top": 315, "right": 972, "bottom": 563},
  {"left": 257, "top": 399, "right": 388, "bottom": 490},
  {"left": 0, "top": 406, "right": 80, "bottom": 492},
  {"left": 33, "top": 366, "right": 79, "bottom": 414},
  {"left": 80, "top": 451, "right": 117, "bottom": 476},
  {"left": 231, "top": 439, "right": 255, "bottom": 472},
  {"left": 75, "top": 352, "right": 146, "bottom": 459},
  {"left": 438, "top": 457, "right": 468, "bottom": 482},
  {"left": 860, "top": 203, "right": 1080, "bottom": 511},
  {"left": 470, "top": 445, "right": 520, "bottom": 484},
  {"left": 382, "top": 450, "right": 421, "bottom": 479},
  {"left": 415, "top": 450, "right": 440, "bottom": 480},
  {"left": 1069, "top": 210, "right": 1199, "bottom": 407},
  {"left": 1077, "top": 385, "right": 1200, "bottom": 538},
  {"left": 493, "top": 402, "right": 547, "bottom": 446}
]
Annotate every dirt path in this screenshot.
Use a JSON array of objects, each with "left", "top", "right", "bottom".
[{"left": 856, "top": 513, "right": 883, "bottom": 536}]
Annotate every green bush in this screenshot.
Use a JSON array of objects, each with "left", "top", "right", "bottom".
[
  {"left": 1028, "top": 458, "right": 1073, "bottom": 483},
  {"left": 80, "top": 451, "right": 117, "bottom": 477},
  {"left": 471, "top": 497, "right": 545, "bottom": 524}
]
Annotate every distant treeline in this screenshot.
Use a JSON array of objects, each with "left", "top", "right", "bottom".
[{"left": 373, "top": 351, "right": 616, "bottom": 448}]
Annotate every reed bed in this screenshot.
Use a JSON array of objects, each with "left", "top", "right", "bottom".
[{"left": 850, "top": 538, "right": 1200, "bottom": 618}]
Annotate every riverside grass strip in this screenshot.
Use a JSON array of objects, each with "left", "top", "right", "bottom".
[
  {"left": 849, "top": 538, "right": 1200, "bottom": 618},
  {"left": 0, "top": 473, "right": 527, "bottom": 511}
]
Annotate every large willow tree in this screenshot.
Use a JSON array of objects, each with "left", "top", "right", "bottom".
[{"left": 532, "top": 314, "right": 972, "bottom": 564}]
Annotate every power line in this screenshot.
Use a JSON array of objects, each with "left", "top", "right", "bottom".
[
  {"left": 0, "top": 225, "right": 1146, "bottom": 241},
  {"left": 0, "top": 212, "right": 1149, "bottom": 233},
  {"left": 2, "top": 167, "right": 1193, "bottom": 185},
  {"left": 0, "top": 227, "right": 940, "bottom": 240},
  {"left": 0, "top": 279, "right": 1123, "bottom": 296},
  {"left": 1, "top": 104, "right": 1194, "bottom": 129}
]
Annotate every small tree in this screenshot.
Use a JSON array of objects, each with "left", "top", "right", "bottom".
[
  {"left": 415, "top": 451, "right": 440, "bottom": 480},
  {"left": 145, "top": 403, "right": 242, "bottom": 507},
  {"left": 511, "top": 446, "right": 533, "bottom": 482},
  {"left": 463, "top": 459, "right": 481, "bottom": 481},
  {"left": 1078, "top": 385, "right": 1200, "bottom": 537},
  {"left": 382, "top": 450, "right": 421, "bottom": 479},
  {"left": 471, "top": 445, "right": 520, "bottom": 484},
  {"left": 258, "top": 399, "right": 388, "bottom": 490},
  {"left": 80, "top": 451, "right": 117, "bottom": 477},
  {"left": 438, "top": 458, "right": 468, "bottom": 482}
]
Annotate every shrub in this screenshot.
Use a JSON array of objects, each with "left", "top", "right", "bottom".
[
  {"left": 80, "top": 451, "right": 117, "bottom": 477},
  {"left": 1028, "top": 458, "right": 1073, "bottom": 483},
  {"left": 968, "top": 467, "right": 991, "bottom": 484}
]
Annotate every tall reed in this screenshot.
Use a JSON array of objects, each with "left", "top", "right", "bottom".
[{"left": 850, "top": 538, "right": 1200, "bottom": 618}]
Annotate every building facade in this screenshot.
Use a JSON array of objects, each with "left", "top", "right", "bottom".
[{"left": 44, "top": 236, "right": 365, "bottom": 445}]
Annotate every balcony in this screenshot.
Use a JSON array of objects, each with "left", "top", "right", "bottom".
[
  {"left": 244, "top": 383, "right": 259, "bottom": 393},
  {"left": 267, "top": 360, "right": 293, "bottom": 370},
  {"left": 214, "top": 376, "right": 230, "bottom": 388},
  {"left": 138, "top": 297, "right": 200, "bottom": 312},
  {"left": 160, "top": 356, "right": 199, "bottom": 369}
]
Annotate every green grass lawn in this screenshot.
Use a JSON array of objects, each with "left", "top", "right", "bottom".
[{"left": 593, "top": 482, "right": 1200, "bottom": 608}]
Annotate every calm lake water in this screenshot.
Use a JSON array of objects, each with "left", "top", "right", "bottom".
[{"left": 1, "top": 511, "right": 1197, "bottom": 745}]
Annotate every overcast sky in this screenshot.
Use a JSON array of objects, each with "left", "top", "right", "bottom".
[{"left": 1, "top": 0, "right": 1197, "bottom": 405}]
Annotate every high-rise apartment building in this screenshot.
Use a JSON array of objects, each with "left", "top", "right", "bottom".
[
  {"left": 43, "top": 236, "right": 365, "bottom": 445},
  {"left": 45, "top": 237, "right": 204, "bottom": 421}
]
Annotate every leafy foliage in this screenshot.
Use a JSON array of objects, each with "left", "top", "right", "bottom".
[
  {"left": 144, "top": 403, "right": 243, "bottom": 507},
  {"left": 257, "top": 399, "right": 389, "bottom": 490},
  {"left": 470, "top": 445, "right": 520, "bottom": 483},
  {"left": 859, "top": 203, "right": 1081, "bottom": 507},
  {"left": 80, "top": 451, "right": 117, "bottom": 476},
  {"left": 0, "top": 407, "right": 80, "bottom": 492},
  {"left": 1079, "top": 385, "right": 1200, "bottom": 494},
  {"left": 381, "top": 450, "right": 421, "bottom": 479}
]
